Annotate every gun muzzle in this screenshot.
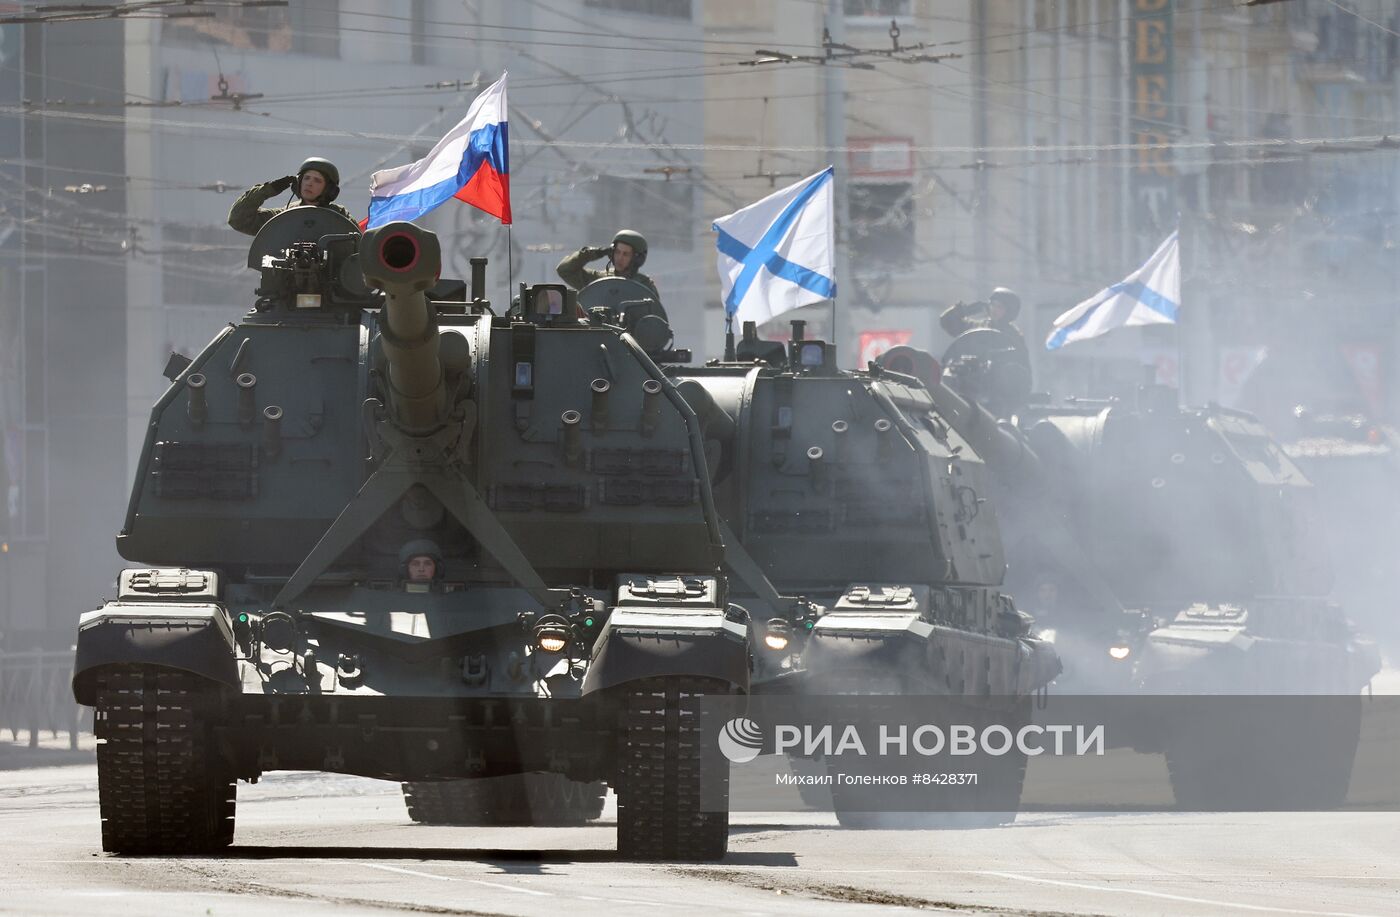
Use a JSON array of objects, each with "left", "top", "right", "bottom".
[{"left": 360, "top": 222, "right": 448, "bottom": 430}]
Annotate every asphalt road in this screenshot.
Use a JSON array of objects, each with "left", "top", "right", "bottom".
[{"left": 1, "top": 756, "right": 1396, "bottom": 917}]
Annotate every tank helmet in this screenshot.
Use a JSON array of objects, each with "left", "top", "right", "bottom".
[
  {"left": 611, "top": 229, "right": 648, "bottom": 269},
  {"left": 989, "top": 286, "right": 1021, "bottom": 321},
  {"left": 296, "top": 157, "right": 341, "bottom": 204},
  {"left": 397, "top": 538, "right": 443, "bottom": 580}
]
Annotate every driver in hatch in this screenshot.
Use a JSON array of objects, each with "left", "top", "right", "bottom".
[{"left": 399, "top": 539, "right": 443, "bottom": 593}]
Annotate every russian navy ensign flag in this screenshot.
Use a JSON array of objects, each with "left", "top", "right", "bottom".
[
  {"left": 1047, "top": 229, "right": 1180, "bottom": 350},
  {"left": 367, "top": 73, "right": 511, "bottom": 228},
  {"left": 714, "top": 167, "right": 836, "bottom": 326}
]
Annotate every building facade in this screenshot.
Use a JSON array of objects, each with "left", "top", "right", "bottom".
[{"left": 699, "top": 0, "right": 1400, "bottom": 421}]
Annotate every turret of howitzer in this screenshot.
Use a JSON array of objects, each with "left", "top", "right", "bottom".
[
  {"left": 873, "top": 347, "right": 1129, "bottom": 621},
  {"left": 921, "top": 369, "right": 1043, "bottom": 490},
  {"left": 877, "top": 342, "right": 1049, "bottom": 493},
  {"left": 360, "top": 222, "right": 447, "bottom": 430}
]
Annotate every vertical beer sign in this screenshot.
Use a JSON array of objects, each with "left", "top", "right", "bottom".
[{"left": 1131, "top": 0, "right": 1175, "bottom": 237}]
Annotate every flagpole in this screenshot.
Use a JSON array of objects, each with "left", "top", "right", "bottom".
[
  {"left": 1175, "top": 214, "right": 1185, "bottom": 406},
  {"left": 506, "top": 225, "right": 514, "bottom": 303},
  {"left": 825, "top": 0, "right": 850, "bottom": 365}
]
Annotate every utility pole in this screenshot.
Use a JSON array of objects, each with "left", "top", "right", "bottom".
[
  {"left": 973, "top": 1, "right": 989, "bottom": 304},
  {"left": 825, "top": 0, "right": 852, "bottom": 365}
]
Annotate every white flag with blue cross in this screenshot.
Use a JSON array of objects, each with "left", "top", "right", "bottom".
[
  {"left": 714, "top": 167, "right": 836, "bottom": 326},
  {"left": 1046, "top": 229, "right": 1180, "bottom": 350}
]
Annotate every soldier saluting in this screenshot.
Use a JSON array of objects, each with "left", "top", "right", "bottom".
[
  {"left": 940, "top": 286, "right": 1030, "bottom": 369},
  {"left": 555, "top": 229, "right": 660, "bottom": 302},
  {"left": 228, "top": 156, "right": 355, "bottom": 236}
]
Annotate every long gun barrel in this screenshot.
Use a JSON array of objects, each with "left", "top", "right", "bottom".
[
  {"left": 923, "top": 378, "right": 1044, "bottom": 491},
  {"left": 360, "top": 222, "right": 446, "bottom": 430},
  {"left": 923, "top": 375, "right": 1126, "bottom": 617}
]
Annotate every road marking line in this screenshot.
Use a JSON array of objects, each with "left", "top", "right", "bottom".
[
  {"left": 467, "top": 878, "right": 552, "bottom": 897},
  {"left": 358, "top": 863, "right": 554, "bottom": 897},
  {"left": 358, "top": 863, "right": 453, "bottom": 881},
  {"left": 599, "top": 897, "right": 690, "bottom": 909},
  {"left": 978, "top": 870, "right": 1385, "bottom": 917}
]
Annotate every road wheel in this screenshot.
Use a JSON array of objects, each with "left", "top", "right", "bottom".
[
  {"left": 95, "top": 666, "right": 235, "bottom": 854},
  {"left": 615, "top": 676, "right": 730, "bottom": 861},
  {"left": 822, "top": 681, "right": 1029, "bottom": 829},
  {"left": 1166, "top": 698, "right": 1361, "bottom": 810}
]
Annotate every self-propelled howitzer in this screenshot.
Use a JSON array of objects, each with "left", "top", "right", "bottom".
[
  {"left": 72, "top": 209, "right": 748, "bottom": 861},
  {"left": 668, "top": 321, "right": 1060, "bottom": 824}
]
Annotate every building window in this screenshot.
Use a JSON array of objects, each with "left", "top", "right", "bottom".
[
  {"left": 844, "top": 0, "right": 911, "bottom": 20},
  {"left": 163, "top": 0, "right": 339, "bottom": 57},
  {"left": 293, "top": 0, "right": 340, "bottom": 58},
  {"left": 583, "top": 0, "right": 691, "bottom": 18},
  {"left": 1034, "top": 0, "right": 1116, "bottom": 35},
  {"left": 590, "top": 176, "right": 694, "bottom": 251},
  {"left": 162, "top": 5, "right": 292, "bottom": 51},
  {"left": 849, "top": 182, "right": 914, "bottom": 267},
  {"left": 411, "top": 0, "right": 428, "bottom": 66}
]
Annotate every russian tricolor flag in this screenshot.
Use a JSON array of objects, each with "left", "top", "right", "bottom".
[{"left": 366, "top": 73, "right": 511, "bottom": 228}]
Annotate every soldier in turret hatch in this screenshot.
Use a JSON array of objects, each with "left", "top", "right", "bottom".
[
  {"left": 940, "top": 286, "right": 1030, "bottom": 369},
  {"left": 399, "top": 539, "right": 443, "bottom": 592},
  {"left": 556, "top": 229, "right": 660, "bottom": 302},
  {"left": 228, "top": 156, "right": 355, "bottom": 236}
]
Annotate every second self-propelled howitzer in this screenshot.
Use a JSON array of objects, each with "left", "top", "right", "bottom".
[
  {"left": 71, "top": 209, "right": 749, "bottom": 861},
  {"left": 668, "top": 321, "right": 1061, "bottom": 823}
]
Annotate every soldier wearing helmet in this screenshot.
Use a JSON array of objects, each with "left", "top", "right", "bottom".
[
  {"left": 556, "top": 229, "right": 660, "bottom": 302},
  {"left": 228, "top": 156, "right": 355, "bottom": 236},
  {"left": 940, "top": 286, "right": 1030, "bottom": 368},
  {"left": 398, "top": 538, "right": 444, "bottom": 592}
]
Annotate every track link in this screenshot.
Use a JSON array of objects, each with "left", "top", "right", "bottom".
[
  {"left": 616, "top": 676, "right": 729, "bottom": 861},
  {"left": 95, "top": 665, "right": 235, "bottom": 854}
]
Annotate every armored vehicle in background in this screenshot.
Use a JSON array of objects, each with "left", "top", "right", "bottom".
[
  {"left": 880, "top": 335, "right": 1380, "bottom": 807},
  {"left": 1236, "top": 346, "right": 1400, "bottom": 648},
  {"left": 673, "top": 321, "right": 1060, "bottom": 823},
  {"left": 71, "top": 209, "right": 749, "bottom": 860},
  {"left": 1272, "top": 407, "right": 1400, "bottom": 650}
]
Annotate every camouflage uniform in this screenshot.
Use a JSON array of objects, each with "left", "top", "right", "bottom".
[
  {"left": 227, "top": 177, "right": 355, "bottom": 237},
  {"left": 555, "top": 245, "right": 660, "bottom": 302}
]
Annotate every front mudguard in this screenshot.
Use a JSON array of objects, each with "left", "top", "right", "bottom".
[
  {"left": 803, "top": 611, "right": 1061, "bottom": 695},
  {"left": 72, "top": 601, "right": 239, "bottom": 706},
  {"left": 581, "top": 608, "right": 750, "bottom": 696}
]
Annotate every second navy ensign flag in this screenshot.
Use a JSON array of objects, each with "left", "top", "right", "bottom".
[{"left": 714, "top": 167, "right": 835, "bottom": 326}]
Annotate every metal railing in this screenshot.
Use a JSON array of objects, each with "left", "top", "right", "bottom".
[{"left": 0, "top": 650, "right": 87, "bottom": 748}]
